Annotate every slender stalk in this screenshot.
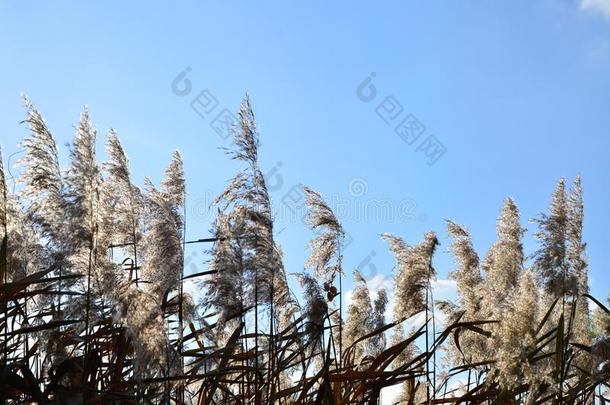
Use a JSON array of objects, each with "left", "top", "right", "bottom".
[
  {"left": 1, "top": 173, "right": 8, "bottom": 368},
  {"left": 425, "top": 280, "right": 430, "bottom": 403},
  {"left": 254, "top": 265, "right": 259, "bottom": 405},
  {"left": 131, "top": 198, "right": 139, "bottom": 287},
  {"left": 430, "top": 276, "right": 437, "bottom": 394},
  {"left": 268, "top": 274, "right": 274, "bottom": 402},
  {"left": 339, "top": 268, "right": 343, "bottom": 372},
  {"left": 177, "top": 193, "right": 186, "bottom": 403},
  {"left": 84, "top": 247, "right": 93, "bottom": 377}
]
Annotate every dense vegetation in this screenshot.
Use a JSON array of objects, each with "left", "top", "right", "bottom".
[{"left": 0, "top": 95, "right": 609, "bottom": 404}]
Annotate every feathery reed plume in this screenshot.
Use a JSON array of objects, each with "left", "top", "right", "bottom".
[
  {"left": 18, "top": 97, "right": 64, "bottom": 242},
  {"left": 64, "top": 108, "right": 102, "bottom": 252},
  {"left": 213, "top": 95, "right": 286, "bottom": 308},
  {"left": 16, "top": 99, "right": 68, "bottom": 350},
  {"left": 533, "top": 179, "right": 571, "bottom": 305},
  {"left": 367, "top": 287, "right": 388, "bottom": 358},
  {"left": 590, "top": 295, "right": 610, "bottom": 389},
  {"left": 567, "top": 176, "right": 591, "bottom": 345},
  {"left": 591, "top": 298, "right": 610, "bottom": 339},
  {"left": 161, "top": 151, "right": 186, "bottom": 211},
  {"left": 383, "top": 231, "right": 437, "bottom": 401},
  {"left": 63, "top": 109, "right": 121, "bottom": 341},
  {"left": 493, "top": 270, "right": 539, "bottom": 389},
  {"left": 203, "top": 212, "right": 246, "bottom": 335},
  {"left": 344, "top": 270, "right": 372, "bottom": 365},
  {"left": 0, "top": 146, "right": 6, "bottom": 232},
  {"left": 481, "top": 198, "right": 524, "bottom": 316},
  {"left": 302, "top": 186, "right": 344, "bottom": 284},
  {"left": 382, "top": 232, "right": 437, "bottom": 321},
  {"left": 0, "top": 146, "right": 7, "bottom": 281},
  {"left": 444, "top": 220, "right": 489, "bottom": 366},
  {"left": 302, "top": 185, "right": 345, "bottom": 371},
  {"left": 140, "top": 152, "right": 185, "bottom": 299},
  {"left": 114, "top": 284, "right": 170, "bottom": 374},
  {"left": 0, "top": 156, "right": 39, "bottom": 284},
  {"left": 271, "top": 246, "right": 299, "bottom": 331},
  {"left": 474, "top": 198, "right": 527, "bottom": 379},
  {"left": 0, "top": 145, "right": 6, "bottom": 366},
  {"left": 296, "top": 272, "right": 327, "bottom": 345},
  {"left": 209, "top": 95, "right": 294, "bottom": 402},
  {"left": 103, "top": 130, "right": 143, "bottom": 264},
  {"left": 446, "top": 220, "right": 481, "bottom": 316},
  {"left": 531, "top": 180, "right": 577, "bottom": 392}
]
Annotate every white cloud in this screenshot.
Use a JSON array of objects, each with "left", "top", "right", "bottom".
[
  {"left": 581, "top": 0, "right": 610, "bottom": 20},
  {"left": 432, "top": 279, "right": 458, "bottom": 301},
  {"left": 381, "top": 383, "right": 402, "bottom": 405}
]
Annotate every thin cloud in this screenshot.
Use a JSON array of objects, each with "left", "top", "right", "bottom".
[{"left": 581, "top": 0, "right": 610, "bottom": 20}]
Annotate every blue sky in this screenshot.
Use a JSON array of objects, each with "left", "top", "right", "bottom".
[{"left": 1, "top": 1, "right": 610, "bottom": 305}]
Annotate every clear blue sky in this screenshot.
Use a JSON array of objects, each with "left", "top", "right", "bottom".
[{"left": 1, "top": 1, "right": 609, "bottom": 303}]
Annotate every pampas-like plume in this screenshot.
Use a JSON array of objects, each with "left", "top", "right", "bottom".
[
  {"left": 444, "top": 220, "right": 488, "bottom": 365},
  {"left": 15, "top": 100, "right": 67, "bottom": 326},
  {"left": 18, "top": 97, "right": 64, "bottom": 242},
  {"left": 481, "top": 198, "right": 524, "bottom": 319},
  {"left": 302, "top": 186, "right": 344, "bottom": 284},
  {"left": 114, "top": 284, "right": 171, "bottom": 374},
  {"left": 590, "top": 295, "right": 610, "bottom": 383},
  {"left": 216, "top": 95, "right": 270, "bottom": 217},
  {"left": 272, "top": 246, "right": 299, "bottom": 331},
  {"left": 592, "top": 300, "right": 610, "bottom": 339},
  {"left": 0, "top": 146, "right": 6, "bottom": 247},
  {"left": 493, "top": 270, "right": 539, "bottom": 389},
  {"left": 161, "top": 151, "right": 186, "bottom": 210},
  {"left": 301, "top": 186, "right": 344, "bottom": 371},
  {"left": 226, "top": 95, "right": 259, "bottom": 167},
  {"left": 344, "top": 270, "right": 372, "bottom": 364},
  {"left": 567, "top": 176, "right": 587, "bottom": 294},
  {"left": 296, "top": 272, "right": 328, "bottom": 344},
  {"left": 446, "top": 220, "right": 481, "bottom": 316},
  {"left": 64, "top": 108, "right": 103, "bottom": 251},
  {"left": 567, "top": 176, "right": 591, "bottom": 344},
  {"left": 0, "top": 146, "right": 7, "bottom": 286},
  {"left": 367, "top": 287, "right": 388, "bottom": 358},
  {"left": 60, "top": 110, "right": 127, "bottom": 341},
  {"left": 212, "top": 95, "right": 293, "bottom": 315},
  {"left": 203, "top": 212, "right": 246, "bottom": 333},
  {"left": 533, "top": 179, "right": 571, "bottom": 302},
  {"left": 382, "top": 232, "right": 438, "bottom": 322},
  {"left": 103, "top": 130, "right": 143, "bottom": 258},
  {"left": 141, "top": 152, "right": 185, "bottom": 298},
  {"left": 383, "top": 231, "right": 437, "bottom": 392},
  {"left": 207, "top": 97, "right": 299, "bottom": 405},
  {"left": 3, "top": 150, "right": 44, "bottom": 283},
  {"left": 0, "top": 146, "right": 5, "bottom": 229}
]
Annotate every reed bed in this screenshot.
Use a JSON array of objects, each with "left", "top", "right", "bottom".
[{"left": 0, "top": 95, "right": 608, "bottom": 404}]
